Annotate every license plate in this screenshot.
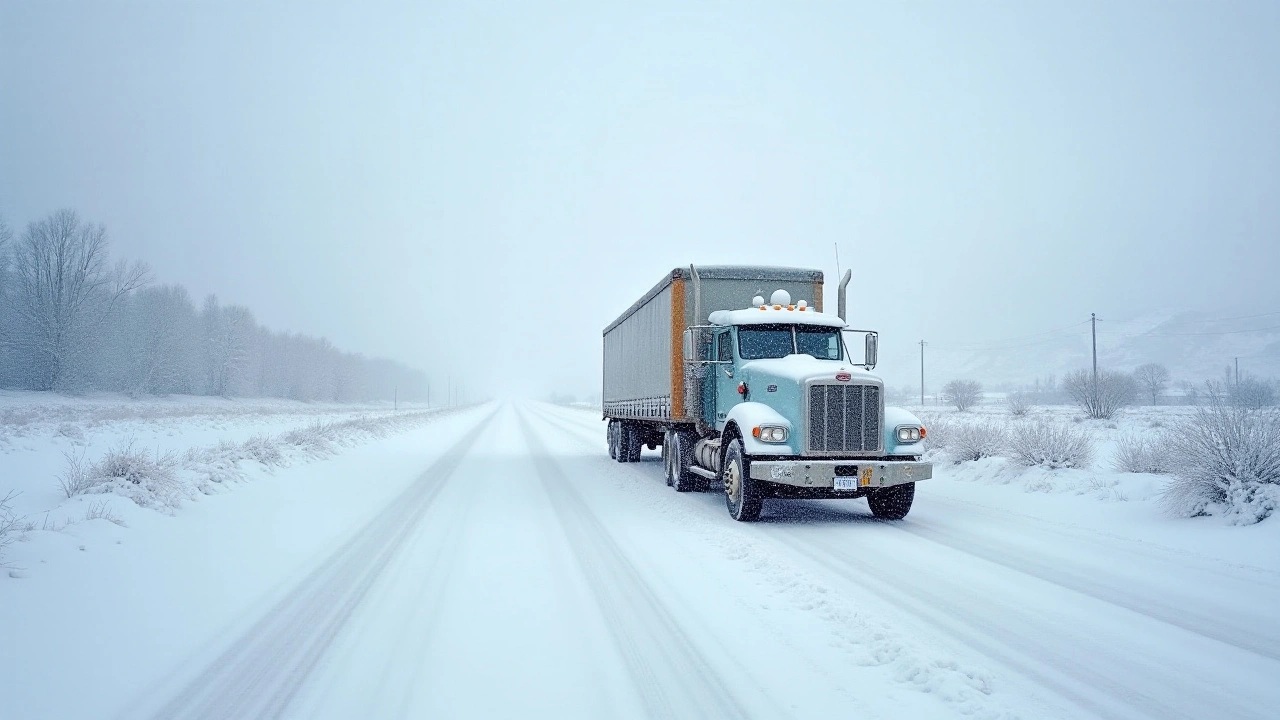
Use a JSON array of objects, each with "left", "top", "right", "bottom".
[{"left": 834, "top": 477, "right": 857, "bottom": 491}]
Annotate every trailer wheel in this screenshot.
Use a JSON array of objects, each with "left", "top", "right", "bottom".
[
  {"left": 724, "top": 440, "right": 762, "bottom": 521},
  {"left": 620, "top": 423, "right": 642, "bottom": 463},
  {"left": 663, "top": 430, "right": 675, "bottom": 485},
  {"left": 607, "top": 421, "right": 618, "bottom": 460},
  {"left": 669, "top": 430, "right": 698, "bottom": 493},
  {"left": 868, "top": 482, "right": 915, "bottom": 520}
]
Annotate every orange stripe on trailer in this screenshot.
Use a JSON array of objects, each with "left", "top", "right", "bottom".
[{"left": 670, "top": 275, "right": 685, "bottom": 420}]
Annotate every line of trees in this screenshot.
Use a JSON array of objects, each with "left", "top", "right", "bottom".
[{"left": 0, "top": 209, "right": 430, "bottom": 402}]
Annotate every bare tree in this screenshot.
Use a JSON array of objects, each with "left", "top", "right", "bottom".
[
  {"left": 0, "top": 212, "right": 12, "bottom": 362},
  {"left": 124, "top": 285, "right": 200, "bottom": 395},
  {"left": 11, "top": 210, "right": 149, "bottom": 389},
  {"left": 1006, "top": 390, "right": 1031, "bottom": 417},
  {"left": 942, "top": 379, "right": 983, "bottom": 412},
  {"left": 1230, "top": 377, "right": 1276, "bottom": 409},
  {"left": 202, "top": 295, "right": 256, "bottom": 396},
  {"left": 1063, "top": 368, "right": 1137, "bottom": 419},
  {"left": 1180, "top": 380, "right": 1200, "bottom": 406},
  {"left": 1133, "top": 363, "right": 1170, "bottom": 405}
]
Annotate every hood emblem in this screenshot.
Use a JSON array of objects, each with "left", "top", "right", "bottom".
[{"left": 835, "top": 372, "right": 851, "bottom": 382}]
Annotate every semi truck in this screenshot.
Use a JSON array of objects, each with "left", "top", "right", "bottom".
[{"left": 603, "top": 265, "right": 932, "bottom": 521}]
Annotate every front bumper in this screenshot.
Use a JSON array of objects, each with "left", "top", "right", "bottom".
[{"left": 749, "top": 458, "right": 932, "bottom": 489}]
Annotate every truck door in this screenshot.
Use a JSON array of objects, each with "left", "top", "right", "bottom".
[{"left": 713, "top": 328, "right": 739, "bottom": 430}]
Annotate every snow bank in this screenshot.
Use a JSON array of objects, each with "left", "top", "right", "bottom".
[
  {"left": 916, "top": 403, "right": 1279, "bottom": 523},
  {"left": 57, "top": 411, "right": 450, "bottom": 514}
]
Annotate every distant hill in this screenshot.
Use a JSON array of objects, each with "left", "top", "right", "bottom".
[{"left": 925, "top": 309, "right": 1280, "bottom": 390}]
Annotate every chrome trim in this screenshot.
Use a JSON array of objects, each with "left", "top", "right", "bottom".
[
  {"left": 749, "top": 458, "right": 932, "bottom": 487},
  {"left": 802, "top": 379, "right": 885, "bottom": 456}
]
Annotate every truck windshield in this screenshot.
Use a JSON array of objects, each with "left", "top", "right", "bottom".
[{"left": 737, "top": 324, "right": 843, "bottom": 360}]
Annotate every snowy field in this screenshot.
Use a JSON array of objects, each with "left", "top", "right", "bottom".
[{"left": 1, "top": 400, "right": 1278, "bottom": 719}]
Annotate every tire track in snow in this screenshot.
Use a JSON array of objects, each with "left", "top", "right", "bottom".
[
  {"left": 891, "top": 520, "right": 1280, "bottom": 662},
  {"left": 516, "top": 410, "right": 753, "bottom": 720},
  {"left": 764, "top": 527, "right": 1274, "bottom": 720},
  {"left": 139, "top": 409, "right": 498, "bottom": 720}
]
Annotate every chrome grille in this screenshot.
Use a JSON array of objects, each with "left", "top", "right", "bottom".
[{"left": 807, "top": 383, "right": 882, "bottom": 453}]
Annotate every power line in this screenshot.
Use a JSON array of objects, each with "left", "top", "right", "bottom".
[
  {"left": 1105, "top": 309, "right": 1280, "bottom": 326},
  {"left": 1099, "top": 323, "right": 1280, "bottom": 338},
  {"left": 931, "top": 319, "right": 1091, "bottom": 351}
]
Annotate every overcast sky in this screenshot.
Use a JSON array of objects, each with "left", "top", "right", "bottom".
[{"left": 2, "top": 1, "right": 1277, "bottom": 396}]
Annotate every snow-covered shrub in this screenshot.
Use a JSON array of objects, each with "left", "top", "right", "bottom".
[
  {"left": 1161, "top": 401, "right": 1280, "bottom": 524},
  {"left": 1111, "top": 432, "right": 1173, "bottom": 474},
  {"left": 1009, "top": 421, "right": 1093, "bottom": 469},
  {"left": 1063, "top": 369, "right": 1136, "bottom": 419},
  {"left": 945, "top": 420, "right": 1009, "bottom": 462},
  {"left": 1006, "top": 391, "right": 1031, "bottom": 417},
  {"left": 942, "top": 379, "right": 983, "bottom": 412},
  {"left": 916, "top": 413, "right": 953, "bottom": 456},
  {"left": 281, "top": 421, "right": 337, "bottom": 456},
  {"left": 241, "top": 434, "right": 284, "bottom": 466},
  {"left": 90, "top": 440, "right": 180, "bottom": 509},
  {"left": 57, "top": 448, "right": 95, "bottom": 497},
  {"left": 83, "top": 499, "right": 126, "bottom": 527},
  {"left": 58, "top": 440, "right": 180, "bottom": 509},
  {"left": 56, "top": 422, "right": 86, "bottom": 443},
  {"left": 1, "top": 490, "right": 21, "bottom": 565}
]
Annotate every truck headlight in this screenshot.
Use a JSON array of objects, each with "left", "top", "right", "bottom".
[
  {"left": 896, "top": 425, "right": 922, "bottom": 443},
  {"left": 752, "top": 425, "right": 788, "bottom": 443}
]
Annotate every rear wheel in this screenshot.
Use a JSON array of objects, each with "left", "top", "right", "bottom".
[
  {"left": 669, "top": 430, "right": 698, "bottom": 492},
  {"left": 868, "top": 483, "right": 915, "bottom": 520},
  {"left": 620, "top": 423, "right": 642, "bottom": 463},
  {"left": 723, "top": 439, "right": 762, "bottom": 521},
  {"left": 607, "top": 421, "right": 618, "bottom": 460},
  {"left": 663, "top": 430, "right": 675, "bottom": 485}
]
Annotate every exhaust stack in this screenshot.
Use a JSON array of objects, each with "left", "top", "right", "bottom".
[
  {"left": 837, "top": 269, "right": 852, "bottom": 321},
  {"left": 690, "top": 264, "right": 702, "bottom": 322}
]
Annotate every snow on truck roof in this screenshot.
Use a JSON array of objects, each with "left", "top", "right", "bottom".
[
  {"left": 709, "top": 306, "right": 846, "bottom": 328},
  {"left": 710, "top": 291, "right": 845, "bottom": 328}
]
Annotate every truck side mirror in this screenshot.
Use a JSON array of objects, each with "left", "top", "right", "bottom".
[
  {"left": 865, "top": 333, "right": 878, "bottom": 369},
  {"left": 684, "top": 327, "right": 714, "bottom": 362}
]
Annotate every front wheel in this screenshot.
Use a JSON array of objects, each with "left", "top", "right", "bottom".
[
  {"left": 868, "top": 483, "right": 915, "bottom": 520},
  {"left": 723, "top": 439, "right": 762, "bottom": 521}
]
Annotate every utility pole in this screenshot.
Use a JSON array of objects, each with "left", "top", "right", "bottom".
[
  {"left": 394, "top": 385, "right": 398, "bottom": 412},
  {"left": 919, "top": 339, "right": 927, "bottom": 407},
  {"left": 1235, "top": 357, "right": 1240, "bottom": 386},
  {"left": 1091, "top": 313, "right": 1098, "bottom": 399}
]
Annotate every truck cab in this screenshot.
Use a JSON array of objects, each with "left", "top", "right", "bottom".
[{"left": 685, "top": 289, "right": 931, "bottom": 521}]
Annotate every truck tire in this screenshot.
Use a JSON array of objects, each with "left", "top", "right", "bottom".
[
  {"left": 723, "top": 439, "right": 762, "bottom": 521},
  {"left": 663, "top": 430, "right": 675, "bottom": 485},
  {"left": 621, "top": 423, "right": 642, "bottom": 463},
  {"left": 868, "top": 482, "right": 915, "bottom": 520},
  {"left": 608, "top": 421, "right": 618, "bottom": 460},
  {"left": 669, "top": 430, "right": 698, "bottom": 493}
]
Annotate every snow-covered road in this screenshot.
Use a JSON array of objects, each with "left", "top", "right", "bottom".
[{"left": 5, "top": 402, "right": 1279, "bottom": 720}]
